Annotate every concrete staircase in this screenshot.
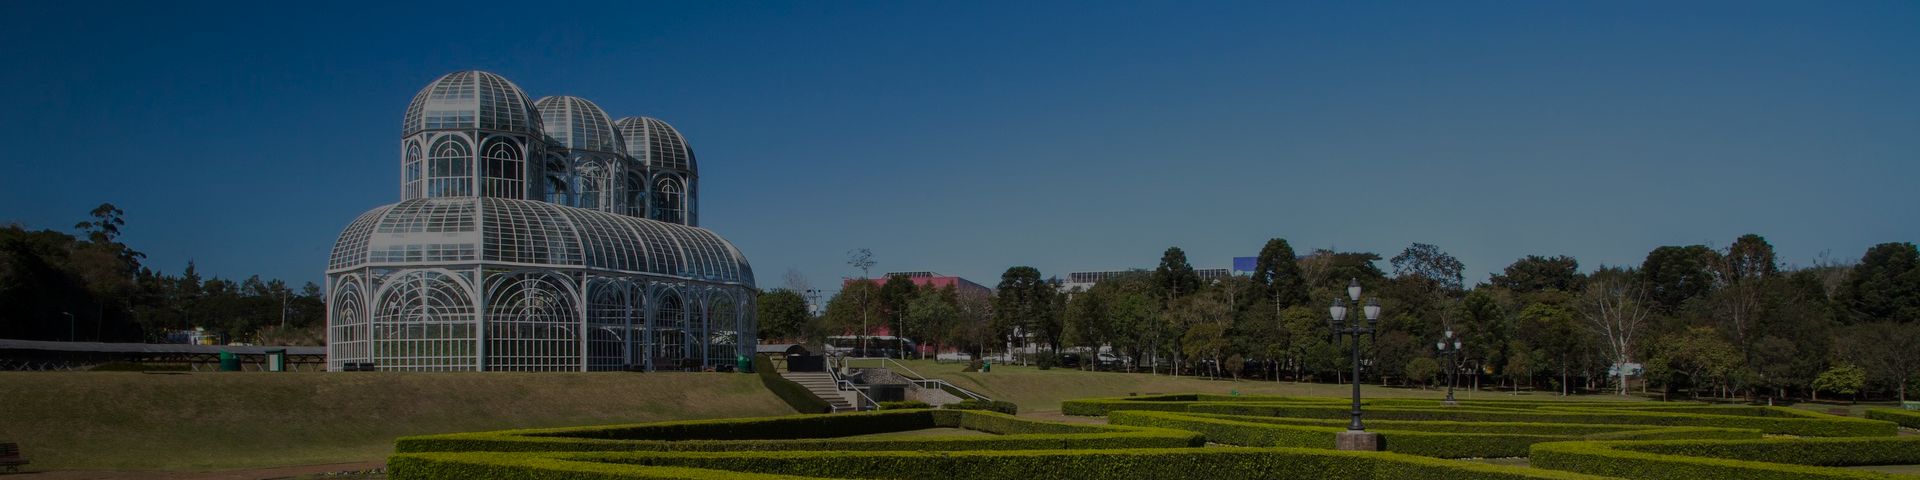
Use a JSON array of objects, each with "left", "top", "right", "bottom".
[{"left": 781, "top": 371, "right": 854, "bottom": 411}]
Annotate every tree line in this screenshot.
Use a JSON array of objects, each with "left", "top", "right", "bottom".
[
  {"left": 762, "top": 235, "right": 1920, "bottom": 402},
  {"left": 0, "top": 204, "right": 326, "bottom": 345}
]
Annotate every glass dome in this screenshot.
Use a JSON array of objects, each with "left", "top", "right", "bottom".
[
  {"left": 614, "top": 117, "right": 697, "bottom": 174},
  {"left": 535, "top": 96, "right": 627, "bottom": 154},
  {"left": 328, "top": 197, "right": 752, "bottom": 285},
  {"left": 402, "top": 71, "right": 542, "bottom": 137}
]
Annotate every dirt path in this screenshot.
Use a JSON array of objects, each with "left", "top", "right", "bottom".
[{"left": 10, "top": 461, "right": 384, "bottom": 480}]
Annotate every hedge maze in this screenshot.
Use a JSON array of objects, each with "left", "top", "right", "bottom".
[{"left": 389, "top": 395, "right": 1919, "bottom": 479}]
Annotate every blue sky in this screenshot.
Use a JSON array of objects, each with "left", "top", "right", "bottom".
[{"left": 1, "top": 1, "right": 1915, "bottom": 292}]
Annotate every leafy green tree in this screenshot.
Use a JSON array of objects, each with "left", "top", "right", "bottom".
[
  {"left": 1837, "top": 321, "right": 1920, "bottom": 402},
  {"left": 1457, "top": 289, "right": 1511, "bottom": 386},
  {"left": 1251, "top": 238, "right": 1310, "bottom": 308},
  {"left": 1405, "top": 356, "right": 1442, "bottom": 388},
  {"left": 1724, "top": 234, "right": 1779, "bottom": 283},
  {"left": 878, "top": 274, "right": 918, "bottom": 339},
  {"left": 1300, "top": 249, "right": 1386, "bottom": 292},
  {"left": 1390, "top": 242, "right": 1466, "bottom": 292},
  {"left": 903, "top": 286, "right": 959, "bottom": 358},
  {"left": 1169, "top": 289, "right": 1230, "bottom": 377},
  {"left": 1843, "top": 242, "right": 1920, "bottom": 324},
  {"left": 1153, "top": 247, "right": 1201, "bottom": 303},
  {"left": 755, "top": 289, "right": 811, "bottom": 342},
  {"left": 1646, "top": 327, "right": 1741, "bottom": 399},
  {"left": 1812, "top": 362, "right": 1866, "bottom": 402},
  {"left": 1640, "top": 245, "right": 1720, "bottom": 313},
  {"left": 1516, "top": 295, "right": 1584, "bottom": 395},
  {"left": 993, "top": 266, "right": 1057, "bottom": 356},
  {"left": 823, "top": 280, "right": 884, "bottom": 339},
  {"left": 1488, "top": 255, "right": 1584, "bottom": 294}
]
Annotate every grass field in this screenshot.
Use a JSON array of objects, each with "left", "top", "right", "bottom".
[
  {"left": 0, "top": 371, "right": 794, "bottom": 471},
  {"left": 868, "top": 359, "right": 1649, "bottom": 414}
]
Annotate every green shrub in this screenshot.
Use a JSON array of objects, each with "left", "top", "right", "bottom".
[
  {"left": 945, "top": 399, "right": 1018, "bottom": 415},
  {"left": 1108, "top": 411, "right": 1756, "bottom": 458},
  {"left": 1866, "top": 408, "right": 1920, "bottom": 429},
  {"left": 754, "top": 355, "right": 832, "bottom": 414},
  {"left": 876, "top": 401, "right": 930, "bottom": 410},
  {"left": 1182, "top": 402, "right": 1896, "bottom": 437},
  {"left": 396, "top": 409, "right": 1201, "bottom": 454},
  {"left": 1532, "top": 437, "right": 1920, "bottom": 480},
  {"left": 393, "top": 447, "right": 1613, "bottom": 479}
]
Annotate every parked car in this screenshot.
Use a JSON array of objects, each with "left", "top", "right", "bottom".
[
  {"left": 1096, "top": 352, "right": 1131, "bottom": 370},
  {"left": 1058, "top": 353, "right": 1082, "bottom": 368}
]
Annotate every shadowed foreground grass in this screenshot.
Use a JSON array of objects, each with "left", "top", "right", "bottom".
[{"left": 0, "top": 371, "right": 793, "bottom": 471}]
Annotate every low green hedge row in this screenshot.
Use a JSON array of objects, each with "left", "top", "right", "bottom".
[
  {"left": 1531, "top": 437, "right": 1920, "bottom": 480},
  {"left": 393, "top": 447, "right": 1614, "bottom": 480},
  {"left": 1169, "top": 411, "right": 1760, "bottom": 439},
  {"left": 1180, "top": 403, "right": 1896, "bottom": 437},
  {"left": 876, "top": 401, "right": 930, "bottom": 410},
  {"left": 1061, "top": 395, "right": 1695, "bottom": 416},
  {"left": 1866, "top": 408, "right": 1920, "bottom": 429},
  {"left": 943, "top": 399, "right": 1019, "bottom": 415},
  {"left": 1109, "top": 411, "right": 1757, "bottom": 458},
  {"left": 754, "top": 355, "right": 833, "bottom": 414},
  {"left": 396, "top": 410, "right": 1202, "bottom": 454}
]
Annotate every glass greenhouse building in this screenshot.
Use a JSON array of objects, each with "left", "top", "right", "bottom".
[{"left": 325, "top": 70, "right": 755, "bottom": 372}]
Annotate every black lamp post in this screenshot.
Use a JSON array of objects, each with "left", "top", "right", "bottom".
[
  {"left": 1328, "top": 278, "right": 1381, "bottom": 450},
  {"left": 1436, "top": 329, "right": 1463, "bottom": 405}
]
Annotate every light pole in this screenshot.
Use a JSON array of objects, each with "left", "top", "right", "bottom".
[
  {"left": 1327, "top": 278, "right": 1382, "bottom": 451},
  {"left": 1436, "top": 329, "right": 1464, "bottom": 405}
]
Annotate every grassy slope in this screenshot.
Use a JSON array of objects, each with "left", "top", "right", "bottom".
[
  {"left": 874, "top": 359, "right": 1647, "bottom": 414},
  {"left": 0, "top": 371, "right": 794, "bottom": 471}
]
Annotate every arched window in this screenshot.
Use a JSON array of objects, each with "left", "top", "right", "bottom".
[
  {"left": 480, "top": 138, "right": 524, "bottom": 199},
  {"left": 625, "top": 171, "right": 647, "bottom": 217},
  {"left": 543, "top": 156, "right": 571, "bottom": 206},
  {"left": 427, "top": 135, "right": 473, "bottom": 197},
  {"left": 655, "top": 291, "right": 686, "bottom": 365},
  {"left": 652, "top": 177, "right": 683, "bottom": 224},
  {"left": 403, "top": 142, "right": 423, "bottom": 199},
  {"left": 371, "top": 270, "right": 478, "bottom": 371},
  {"left": 575, "top": 159, "right": 611, "bottom": 211}
]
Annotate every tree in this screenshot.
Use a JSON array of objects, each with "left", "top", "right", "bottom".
[
  {"left": 1843, "top": 242, "right": 1920, "bottom": 324},
  {"left": 1169, "top": 290, "right": 1231, "bottom": 377},
  {"left": 1390, "top": 243, "right": 1465, "bottom": 292},
  {"left": 1301, "top": 249, "right": 1386, "bottom": 291},
  {"left": 1641, "top": 245, "right": 1720, "bottom": 313},
  {"left": 1646, "top": 327, "right": 1741, "bottom": 399},
  {"left": 756, "top": 289, "right": 811, "bottom": 342},
  {"left": 1405, "top": 357, "right": 1442, "bottom": 389},
  {"left": 1062, "top": 286, "right": 1111, "bottom": 367},
  {"left": 1581, "top": 267, "right": 1652, "bottom": 396},
  {"left": 1153, "top": 247, "right": 1201, "bottom": 302},
  {"left": 1251, "top": 238, "right": 1310, "bottom": 308},
  {"left": 993, "top": 266, "right": 1057, "bottom": 358},
  {"left": 1457, "top": 289, "right": 1511, "bottom": 388},
  {"left": 822, "top": 280, "right": 883, "bottom": 340},
  {"left": 903, "top": 286, "right": 960, "bottom": 359},
  {"left": 1724, "top": 234, "right": 1779, "bottom": 283},
  {"left": 1836, "top": 322, "right": 1920, "bottom": 402},
  {"left": 879, "top": 275, "right": 918, "bottom": 342},
  {"left": 1489, "top": 255, "right": 1584, "bottom": 294},
  {"left": 1812, "top": 363, "right": 1866, "bottom": 403},
  {"left": 1516, "top": 296, "right": 1583, "bottom": 395}
]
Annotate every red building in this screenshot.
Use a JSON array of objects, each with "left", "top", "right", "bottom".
[{"left": 844, "top": 271, "right": 991, "bottom": 299}]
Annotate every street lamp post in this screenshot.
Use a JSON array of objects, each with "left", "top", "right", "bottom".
[
  {"left": 61, "top": 312, "right": 76, "bottom": 342},
  {"left": 1436, "top": 329, "right": 1464, "bottom": 405},
  {"left": 1328, "top": 278, "right": 1382, "bottom": 451}
]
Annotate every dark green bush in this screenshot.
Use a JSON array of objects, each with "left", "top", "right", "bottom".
[
  {"left": 945, "top": 399, "right": 1018, "bottom": 415},
  {"left": 1866, "top": 408, "right": 1920, "bottom": 429},
  {"left": 876, "top": 401, "right": 930, "bottom": 410},
  {"left": 1531, "top": 437, "right": 1920, "bottom": 480},
  {"left": 754, "top": 355, "right": 832, "bottom": 414},
  {"left": 1181, "top": 402, "right": 1896, "bottom": 437},
  {"left": 394, "top": 447, "right": 1611, "bottom": 479},
  {"left": 1108, "top": 411, "right": 1756, "bottom": 458}
]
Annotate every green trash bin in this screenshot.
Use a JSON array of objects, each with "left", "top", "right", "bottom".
[
  {"left": 217, "top": 351, "right": 241, "bottom": 372},
  {"left": 736, "top": 355, "right": 750, "bottom": 373}
]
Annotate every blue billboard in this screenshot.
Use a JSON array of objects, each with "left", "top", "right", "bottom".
[{"left": 1232, "top": 256, "right": 1258, "bottom": 272}]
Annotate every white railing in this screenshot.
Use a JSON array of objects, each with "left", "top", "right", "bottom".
[
  {"left": 844, "top": 357, "right": 993, "bottom": 402},
  {"left": 826, "top": 355, "right": 877, "bottom": 411}
]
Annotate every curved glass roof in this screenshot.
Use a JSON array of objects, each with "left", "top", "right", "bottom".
[
  {"left": 402, "top": 71, "right": 542, "bottom": 137},
  {"left": 328, "top": 198, "right": 752, "bottom": 286},
  {"left": 534, "top": 96, "right": 626, "bottom": 154},
  {"left": 614, "top": 117, "right": 697, "bottom": 174}
]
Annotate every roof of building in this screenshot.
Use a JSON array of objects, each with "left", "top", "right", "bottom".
[
  {"left": 535, "top": 95, "right": 626, "bottom": 154},
  {"left": 328, "top": 197, "right": 754, "bottom": 286},
  {"left": 402, "top": 70, "right": 542, "bottom": 137},
  {"left": 614, "top": 116, "right": 697, "bottom": 174}
]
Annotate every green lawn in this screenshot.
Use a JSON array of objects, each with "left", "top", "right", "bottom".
[
  {"left": 0, "top": 371, "right": 795, "bottom": 471},
  {"left": 860, "top": 358, "right": 1648, "bottom": 414}
]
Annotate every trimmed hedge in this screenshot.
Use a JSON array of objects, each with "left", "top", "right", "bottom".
[
  {"left": 944, "top": 399, "right": 1019, "bottom": 415},
  {"left": 1866, "top": 408, "right": 1920, "bottom": 429},
  {"left": 876, "top": 401, "right": 930, "bottom": 410},
  {"left": 754, "top": 355, "right": 832, "bottom": 414},
  {"left": 395, "top": 409, "right": 1203, "bottom": 454},
  {"left": 1109, "top": 411, "right": 1758, "bottom": 458},
  {"left": 1179, "top": 402, "right": 1897, "bottom": 437},
  {"left": 1532, "top": 437, "right": 1920, "bottom": 480},
  {"left": 394, "top": 447, "right": 1615, "bottom": 480}
]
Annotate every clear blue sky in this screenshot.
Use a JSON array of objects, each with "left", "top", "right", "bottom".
[{"left": 2, "top": 1, "right": 1915, "bottom": 292}]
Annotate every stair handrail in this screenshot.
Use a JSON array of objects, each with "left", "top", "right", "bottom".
[
  {"left": 826, "top": 355, "right": 877, "bottom": 411},
  {"left": 847, "top": 357, "right": 993, "bottom": 402}
]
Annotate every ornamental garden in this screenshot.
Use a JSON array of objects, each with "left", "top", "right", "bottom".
[{"left": 389, "top": 394, "right": 1920, "bottom": 480}]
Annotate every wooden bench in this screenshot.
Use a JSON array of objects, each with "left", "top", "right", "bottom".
[{"left": 0, "top": 442, "right": 28, "bottom": 473}]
